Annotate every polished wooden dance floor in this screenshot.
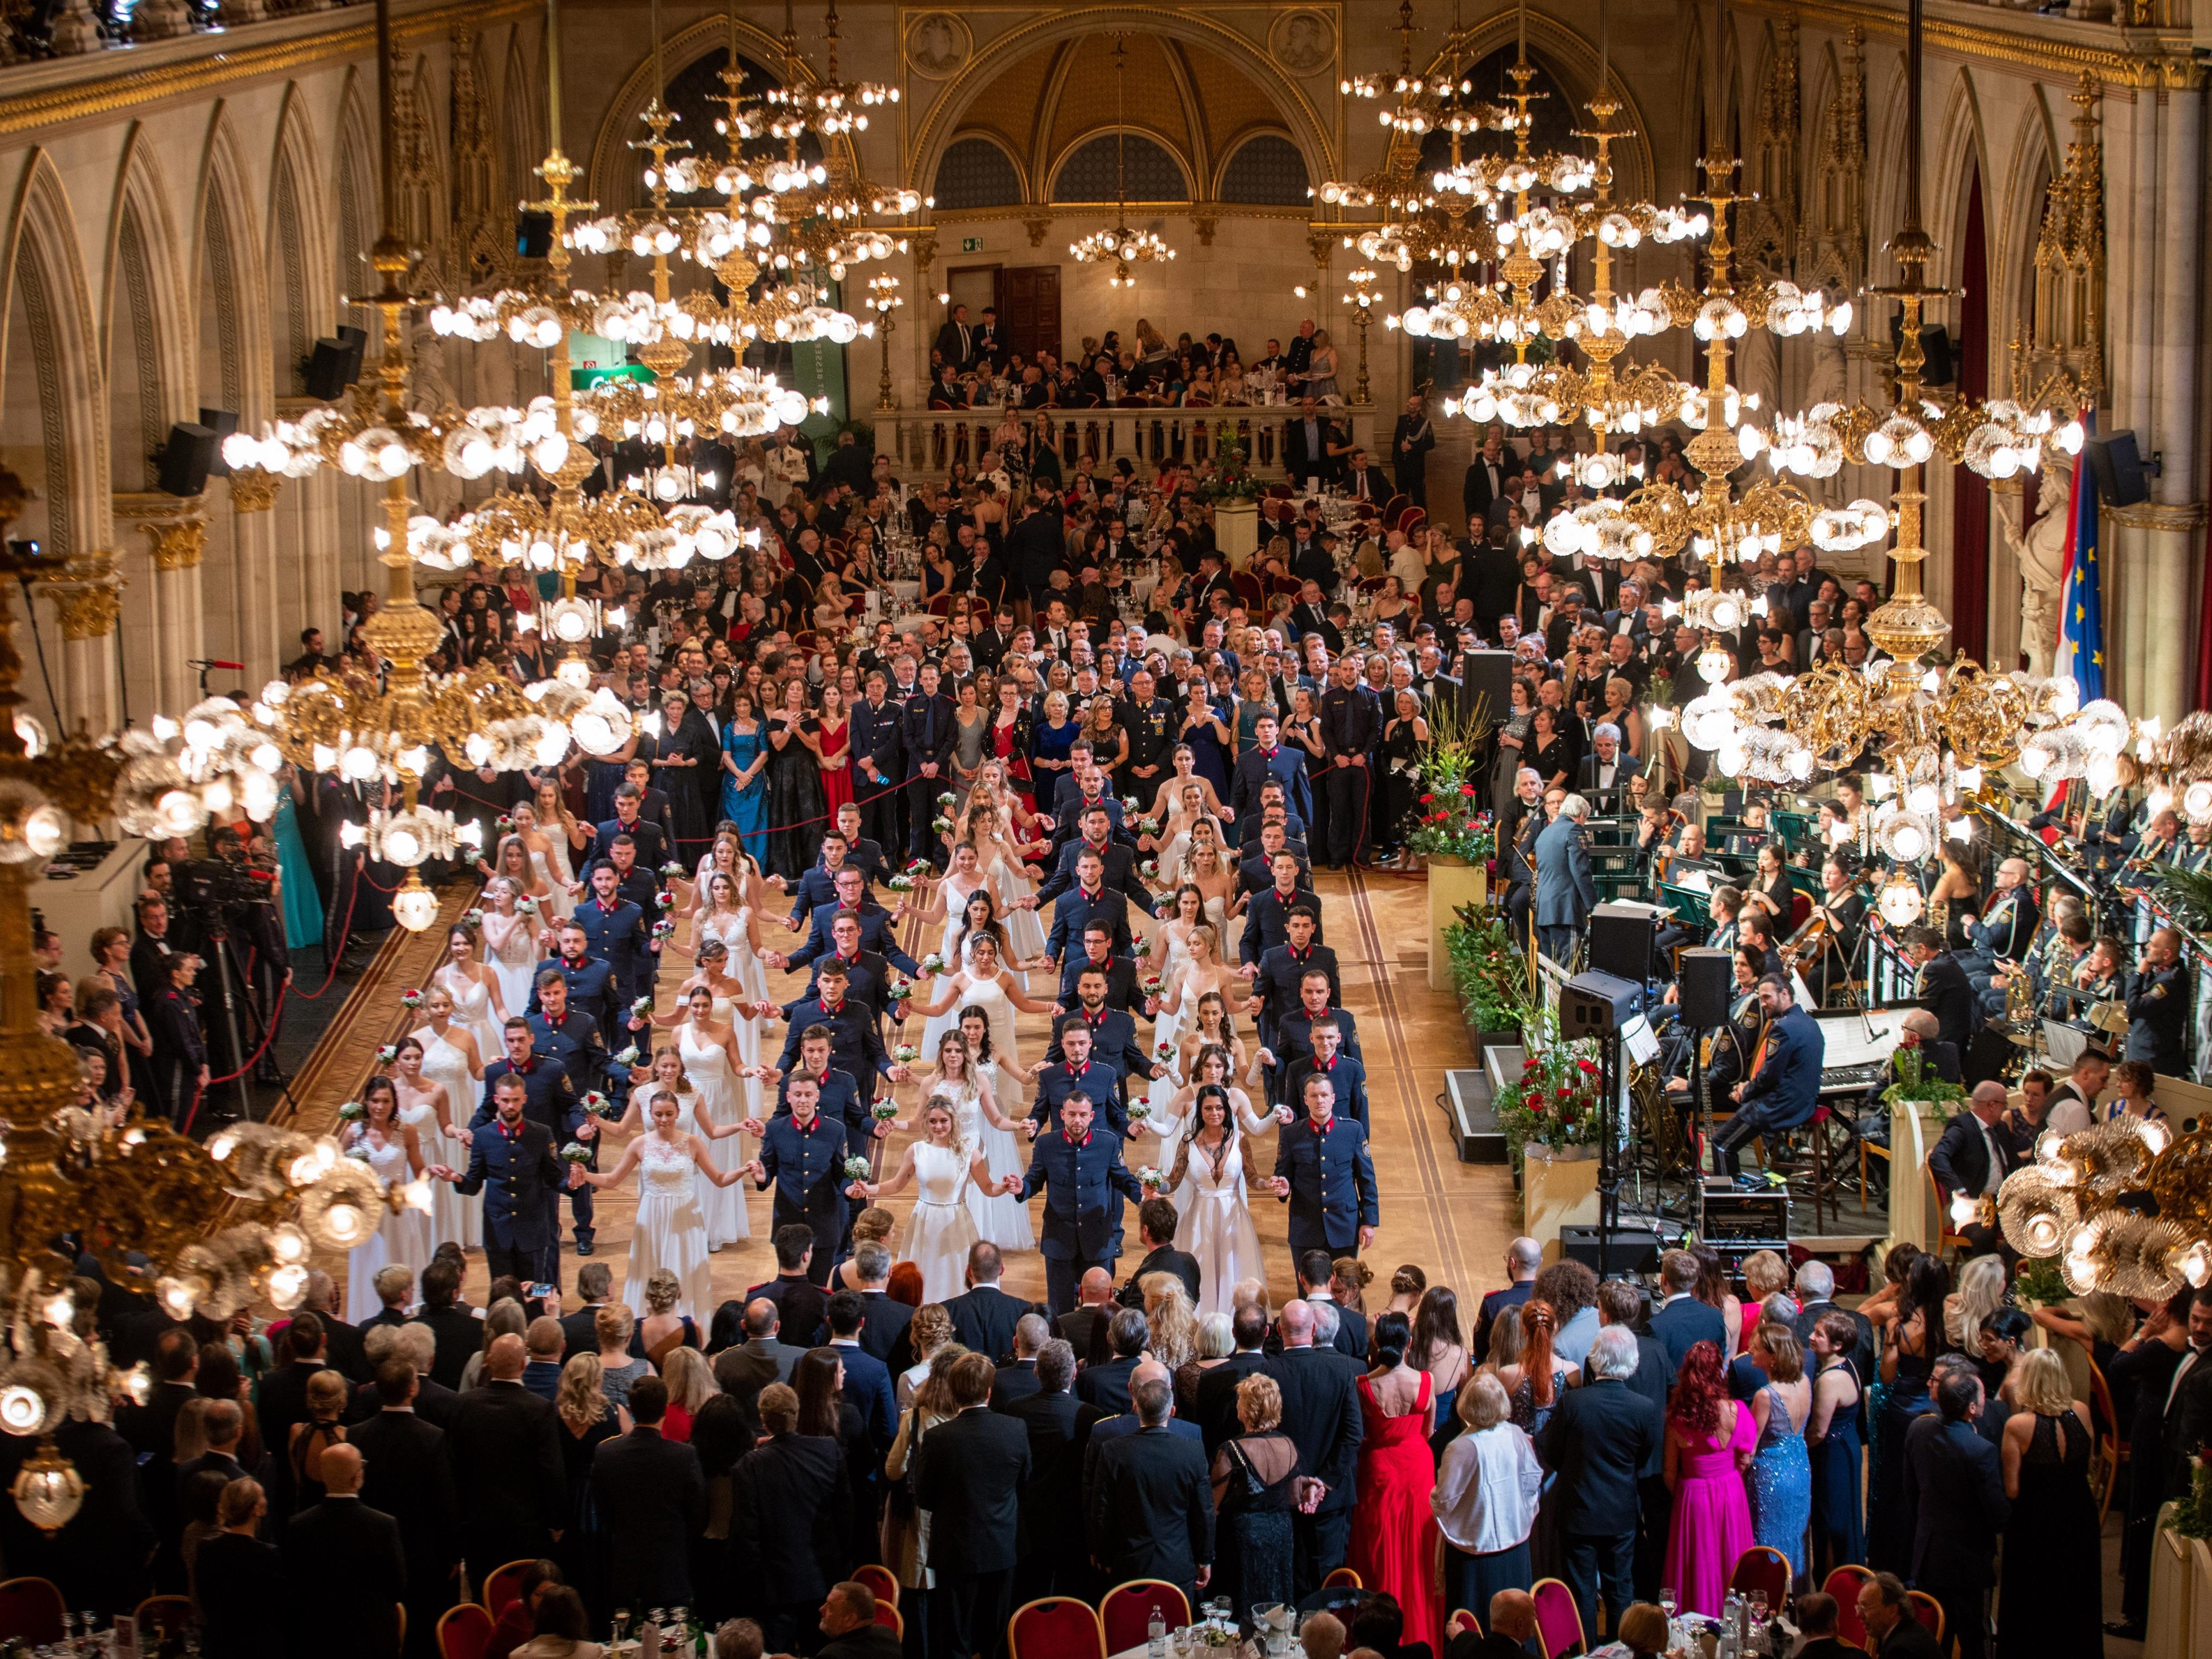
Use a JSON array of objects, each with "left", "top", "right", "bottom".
[{"left": 301, "top": 868, "right": 1518, "bottom": 1313}]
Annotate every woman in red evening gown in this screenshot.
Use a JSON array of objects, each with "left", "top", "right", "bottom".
[
  {"left": 815, "top": 683, "right": 854, "bottom": 818},
  {"left": 1348, "top": 1312, "right": 1444, "bottom": 1649}
]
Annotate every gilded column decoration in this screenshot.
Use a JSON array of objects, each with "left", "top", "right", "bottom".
[
  {"left": 1743, "top": 18, "right": 1800, "bottom": 276},
  {"left": 47, "top": 584, "right": 120, "bottom": 642},
  {"left": 2013, "top": 73, "right": 2105, "bottom": 413},
  {"left": 1808, "top": 25, "right": 1865, "bottom": 294},
  {"left": 911, "top": 231, "right": 937, "bottom": 293},
  {"left": 228, "top": 471, "right": 282, "bottom": 514},
  {"left": 1193, "top": 213, "right": 1219, "bottom": 248},
  {"left": 1022, "top": 215, "right": 1050, "bottom": 249},
  {"left": 118, "top": 495, "right": 210, "bottom": 572}
]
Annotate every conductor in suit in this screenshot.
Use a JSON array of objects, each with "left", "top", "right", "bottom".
[
  {"left": 283, "top": 1444, "right": 406, "bottom": 1659},
  {"left": 1269, "top": 1074, "right": 1378, "bottom": 1290},
  {"left": 1018, "top": 1094, "right": 1149, "bottom": 1316},
  {"left": 1709, "top": 976, "right": 1824, "bottom": 1180},
  {"left": 1926, "top": 1082, "right": 2022, "bottom": 1257},
  {"left": 1902, "top": 1370, "right": 2010, "bottom": 1659},
  {"left": 590, "top": 1376, "right": 707, "bottom": 1610},
  {"left": 437, "top": 1074, "right": 568, "bottom": 1288},
  {"left": 1536, "top": 1327, "right": 1663, "bottom": 1647},
  {"left": 912, "top": 1353, "right": 1033, "bottom": 1659},
  {"left": 1534, "top": 793, "right": 1599, "bottom": 968},
  {"left": 1086, "top": 1373, "right": 1217, "bottom": 1607}
]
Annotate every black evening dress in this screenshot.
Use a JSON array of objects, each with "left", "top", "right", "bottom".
[
  {"left": 765, "top": 711, "right": 827, "bottom": 880},
  {"left": 1212, "top": 1430, "right": 1303, "bottom": 1629},
  {"left": 1995, "top": 1411, "right": 2101, "bottom": 1658}
]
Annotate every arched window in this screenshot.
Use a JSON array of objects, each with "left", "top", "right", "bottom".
[
  {"left": 933, "top": 137, "right": 1025, "bottom": 211},
  {"left": 1053, "top": 132, "right": 1188, "bottom": 203},
  {"left": 1218, "top": 134, "right": 1308, "bottom": 206}
]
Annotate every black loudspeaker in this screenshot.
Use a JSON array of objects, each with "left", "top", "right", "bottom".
[
  {"left": 1560, "top": 969, "right": 1644, "bottom": 1036},
  {"left": 334, "top": 323, "right": 368, "bottom": 384},
  {"left": 304, "top": 339, "right": 353, "bottom": 400},
  {"left": 198, "top": 407, "right": 238, "bottom": 476},
  {"left": 1677, "top": 947, "right": 1735, "bottom": 1028},
  {"left": 516, "top": 210, "right": 554, "bottom": 259},
  {"left": 154, "top": 422, "right": 216, "bottom": 497},
  {"left": 1588, "top": 902, "right": 1660, "bottom": 983},
  {"left": 2086, "top": 430, "right": 2151, "bottom": 508},
  {"left": 1560, "top": 1225, "right": 1664, "bottom": 1277},
  {"left": 1456, "top": 649, "right": 1516, "bottom": 727}
]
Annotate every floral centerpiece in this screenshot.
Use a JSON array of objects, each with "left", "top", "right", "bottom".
[
  {"left": 1406, "top": 698, "right": 1495, "bottom": 866},
  {"left": 1492, "top": 1036, "right": 1604, "bottom": 1159},
  {"left": 1880, "top": 1032, "right": 1971, "bottom": 1110},
  {"left": 1195, "top": 424, "right": 1262, "bottom": 503}
]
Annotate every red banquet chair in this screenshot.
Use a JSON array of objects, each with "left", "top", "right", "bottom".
[
  {"left": 436, "top": 1603, "right": 494, "bottom": 1659},
  {"left": 1007, "top": 1596, "right": 1106, "bottom": 1659},
  {"left": 852, "top": 1563, "right": 899, "bottom": 1609},
  {"left": 1906, "top": 1591, "right": 1945, "bottom": 1643},
  {"left": 1730, "top": 1545, "right": 1791, "bottom": 1611},
  {"left": 1822, "top": 1566, "right": 1874, "bottom": 1649},
  {"left": 1322, "top": 1568, "right": 1364, "bottom": 1590},
  {"left": 1101, "top": 1582, "right": 1191, "bottom": 1653},
  {"left": 0, "top": 1579, "right": 63, "bottom": 1647},
  {"left": 874, "top": 1604, "right": 904, "bottom": 1638},
  {"left": 1528, "top": 1579, "right": 1585, "bottom": 1659},
  {"left": 481, "top": 1559, "right": 535, "bottom": 1616},
  {"left": 132, "top": 1598, "right": 193, "bottom": 1645}
]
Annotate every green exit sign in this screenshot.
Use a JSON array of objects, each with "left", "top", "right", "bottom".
[{"left": 961, "top": 237, "right": 985, "bottom": 253}]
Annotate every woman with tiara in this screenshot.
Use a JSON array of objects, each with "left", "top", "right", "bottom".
[
  {"left": 1159, "top": 1083, "right": 1269, "bottom": 1317},
  {"left": 571, "top": 1085, "right": 749, "bottom": 1319},
  {"left": 389, "top": 1037, "right": 478, "bottom": 1250},
  {"left": 923, "top": 1027, "right": 1034, "bottom": 1251},
  {"left": 1181, "top": 833, "right": 1241, "bottom": 955},
  {"left": 906, "top": 845, "right": 1009, "bottom": 972},
  {"left": 410, "top": 985, "right": 485, "bottom": 1133},
  {"left": 339, "top": 1075, "right": 433, "bottom": 1325},
  {"left": 1139, "top": 743, "right": 1230, "bottom": 835},
  {"left": 435, "top": 923, "right": 508, "bottom": 1060},
  {"left": 668, "top": 937, "right": 765, "bottom": 1121},
  {"left": 1148, "top": 775, "right": 1229, "bottom": 874},
  {"left": 478, "top": 877, "right": 543, "bottom": 1027},
  {"left": 679, "top": 872, "right": 770, "bottom": 1101},
  {"left": 851, "top": 1096, "right": 1010, "bottom": 1303},
  {"left": 907, "top": 932, "right": 1059, "bottom": 1097},
  {"left": 1174, "top": 990, "right": 1254, "bottom": 1094},
  {"left": 636, "top": 984, "right": 754, "bottom": 1250}
]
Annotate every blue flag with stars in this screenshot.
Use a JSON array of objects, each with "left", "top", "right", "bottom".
[{"left": 2055, "top": 416, "right": 2103, "bottom": 701}]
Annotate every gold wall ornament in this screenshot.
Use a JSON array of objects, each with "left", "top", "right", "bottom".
[
  {"left": 44, "top": 583, "right": 120, "bottom": 643},
  {"left": 1023, "top": 215, "right": 1050, "bottom": 249},
  {"left": 116, "top": 495, "right": 208, "bottom": 574},
  {"left": 1192, "top": 213, "right": 1218, "bottom": 248},
  {"left": 2017, "top": 73, "right": 2106, "bottom": 414},
  {"left": 905, "top": 11, "right": 972, "bottom": 80},
  {"left": 227, "top": 470, "right": 281, "bottom": 514}
]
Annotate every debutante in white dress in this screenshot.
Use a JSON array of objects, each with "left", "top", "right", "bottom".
[
  {"left": 342, "top": 1132, "right": 433, "bottom": 1325},
  {"left": 983, "top": 848, "right": 1049, "bottom": 983},
  {"left": 400, "top": 1096, "right": 479, "bottom": 1249},
  {"left": 1169, "top": 1130, "right": 1266, "bottom": 1318},
  {"left": 412, "top": 1023, "right": 484, "bottom": 1127},
  {"left": 532, "top": 840, "right": 578, "bottom": 921},
  {"left": 482, "top": 913, "right": 541, "bottom": 1025},
  {"left": 940, "top": 1072, "right": 1033, "bottom": 1251},
  {"left": 436, "top": 965, "right": 505, "bottom": 1067},
  {"left": 898, "top": 1141, "right": 983, "bottom": 1303},
  {"left": 678, "top": 1019, "right": 751, "bottom": 1249},
  {"left": 625, "top": 1134, "right": 715, "bottom": 1319},
  {"left": 919, "top": 966, "right": 1025, "bottom": 1100},
  {"left": 694, "top": 912, "right": 766, "bottom": 1115},
  {"left": 933, "top": 873, "right": 995, "bottom": 967}
]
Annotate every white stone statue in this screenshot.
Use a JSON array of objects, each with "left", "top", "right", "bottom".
[{"left": 1993, "top": 463, "right": 2071, "bottom": 676}]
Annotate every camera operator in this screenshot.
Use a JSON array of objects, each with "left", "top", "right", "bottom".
[{"left": 172, "top": 828, "right": 291, "bottom": 1103}]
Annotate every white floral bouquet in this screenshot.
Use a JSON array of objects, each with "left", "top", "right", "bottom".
[
  {"left": 893, "top": 1043, "right": 919, "bottom": 1063},
  {"left": 497, "top": 814, "right": 516, "bottom": 833},
  {"left": 871, "top": 1101, "right": 899, "bottom": 1121},
  {"left": 337, "top": 1100, "right": 365, "bottom": 1122},
  {"left": 516, "top": 896, "right": 539, "bottom": 915},
  {"left": 375, "top": 1044, "right": 398, "bottom": 1065},
  {"left": 461, "top": 908, "right": 484, "bottom": 928},
  {"left": 937, "top": 791, "right": 957, "bottom": 808},
  {"left": 582, "top": 1091, "right": 614, "bottom": 1118},
  {"left": 886, "top": 978, "right": 912, "bottom": 1003},
  {"left": 1133, "top": 935, "right": 1152, "bottom": 957},
  {"left": 920, "top": 953, "right": 946, "bottom": 976},
  {"left": 886, "top": 873, "right": 914, "bottom": 893},
  {"left": 655, "top": 890, "right": 677, "bottom": 911},
  {"left": 1128, "top": 1101, "right": 1151, "bottom": 1122},
  {"left": 842, "top": 1156, "right": 872, "bottom": 1179},
  {"left": 614, "top": 1044, "right": 642, "bottom": 1067},
  {"left": 400, "top": 988, "right": 424, "bottom": 1010},
  {"left": 931, "top": 815, "right": 953, "bottom": 835},
  {"left": 652, "top": 918, "right": 676, "bottom": 940},
  {"left": 631, "top": 995, "right": 655, "bottom": 1018},
  {"left": 1136, "top": 1164, "right": 1169, "bottom": 1192},
  {"left": 559, "top": 1141, "right": 593, "bottom": 1163},
  {"left": 1141, "top": 973, "right": 1164, "bottom": 996},
  {"left": 662, "top": 860, "right": 687, "bottom": 879},
  {"left": 345, "top": 1143, "right": 373, "bottom": 1162}
]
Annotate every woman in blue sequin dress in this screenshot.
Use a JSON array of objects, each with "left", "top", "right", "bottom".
[
  {"left": 719, "top": 693, "right": 770, "bottom": 867},
  {"left": 1746, "top": 1321, "right": 1813, "bottom": 1577}
]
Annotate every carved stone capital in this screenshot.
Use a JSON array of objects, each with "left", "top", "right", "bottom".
[
  {"left": 48, "top": 584, "right": 122, "bottom": 642},
  {"left": 1022, "top": 216, "right": 1050, "bottom": 249},
  {"left": 1193, "top": 214, "right": 1219, "bottom": 248},
  {"left": 228, "top": 470, "right": 282, "bottom": 514},
  {"left": 116, "top": 493, "right": 210, "bottom": 572}
]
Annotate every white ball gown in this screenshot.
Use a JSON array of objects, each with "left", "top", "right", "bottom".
[
  {"left": 436, "top": 965, "right": 505, "bottom": 1067},
  {"left": 342, "top": 1131, "right": 433, "bottom": 1325},
  {"left": 412, "top": 1022, "right": 484, "bottom": 1127},
  {"left": 693, "top": 912, "right": 766, "bottom": 1117},
  {"left": 939, "top": 1071, "right": 1033, "bottom": 1250},
  {"left": 678, "top": 1019, "right": 751, "bottom": 1249},
  {"left": 481, "top": 912, "right": 541, "bottom": 1026},
  {"left": 1169, "top": 1130, "right": 1266, "bottom": 1318},
  {"left": 625, "top": 1133, "right": 716, "bottom": 1319},
  {"left": 920, "top": 966, "right": 1026, "bottom": 1102},
  {"left": 986, "top": 851, "right": 1050, "bottom": 986},
  {"left": 532, "top": 840, "right": 578, "bottom": 921},
  {"left": 898, "top": 1140, "right": 983, "bottom": 1303},
  {"left": 400, "top": 1095, "right": 479, "bottom": 1249}
]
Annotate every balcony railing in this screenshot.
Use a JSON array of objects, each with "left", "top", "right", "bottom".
[{"left": 868, "top": 403, "right": 1378, "bottom": 485}]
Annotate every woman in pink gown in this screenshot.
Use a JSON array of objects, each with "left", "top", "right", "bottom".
[
  {"left": 1662, "top": 1339, "right": 1756, "bottom": 1616},
  {"left": 1347, "top": 1313, "right": 1445, "bottom": 1650}
]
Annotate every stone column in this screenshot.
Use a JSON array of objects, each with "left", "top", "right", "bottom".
[
  {"left": 39, "top": 568, "right": 122, "bottom": 733},
  {"left": 114, "top": 492, "right": 208, "bottom": 715}
]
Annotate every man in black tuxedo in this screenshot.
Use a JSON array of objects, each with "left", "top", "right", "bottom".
[
  {"left": 723, "top": 1224, "right": 831, "bottom": 1350},
  {"left": 1648, "top": 1250, "right": 1727, "bottom": 1376},
  {"left": 253, "top": 1315, "right": 335, "bottom": 1516},
  {"left": 1902, "top": 1370, "right": 2010, "bottom": 1659},
  {"left": 1474, "top": 1238, "right": 1542, "bottom": 1364},
  {"left": 0, "top": 1413, "right": 154, "bottom": 1617},
  {"left": 1116, "top": 1197, "right": 1202, "bottom": 1308},
  {"left": 988, "top": 1313, "right": 1049, "bottom": 1409},
  {"left": 912, "top": 1353, "right": 1033, "bottom": 1659},
  {"left": 1593, "top": 1282, "right": 1673, "bottom": 1604},
  {"left": 1056, "top": 1268, "right": 1119, "bottom": 1363},
  {"left": 1192, "top": 1303, "right": 1274, "bottom": 1454},
  {"left": 1266, "top": 1298, "right": 1363, "bottom": 1595},
  {"left": 350, "top": 1359, "right": 461, "bottom": 1659},
  {"left": 1085, "top": 1373, "right": 1216, "bottom": 1608},
  {"left": 730, "top": 1381, "right": 854, "bottom": 1651},
  {"left": 847, "top": 1242, "right": 918, "bottom": 1368},
  {"left": 1462, "top": 435, "right": 1514, "bottom": 527},
  {"left": 710, "top": 1299, "right": 806, "bottom": 1440},
  {"left": 1926, "top": 1083, "right": 2021, "bottom": 1258},
  {"left": 1341, "top": 446, "right": 1391, "bottom": 505},
  {"left": 282, "top": 1444, "right": 406, "bottom": 1659},
  {"left": 1075, "top": 1306, "right": 1152, "bottom": 1417},
  {"left": 942, "top": 1242, "right": 1040, "bottom": 1363},
  {"left": 1536, "top": 1326, "right": 1663, "bottom": 1646},
  {"left": 445, "top": 1333, "right": 565, "bottom": 1586},
  {"left": 901, "top": 661, "right": 957, "bottom": 865},
  {"left": 592, "top": 1376, "right": 706, "bottom": 1610},
  {"left": 999, "top": 1338, "right": 1101, "bottom": 1601},
  {"left": 1284, "top": 399, "right": 1339, "bottom": 487},
  {"left": 1907, "top": 926, "right": 1979, "bottom": 1058},
  {"left": 1854, "top": 1574, "right": 1944, "bottom": 1659},
  {"left": 934, "top": 303, "right": 976, "bottom": 372},
  {"left": 558, "top": 1260, "right": 615, "bottom": 1359}
]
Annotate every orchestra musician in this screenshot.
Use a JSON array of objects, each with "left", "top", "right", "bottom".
[
  {"left": 1795, "top": 857, "right": 1867, "bottom": 1006},
  {"left": 1710, "top": 974, "right": 1825, "bottom": 1181},
  {"left": 1907, "top": 926, "right": 1978, "bottom": 1057},
  {"left": 2126, "top": 927, "right": 2190, "bottom": 1076},
  {"left": 1662, "top": 943, "right": 1765, "bottom": 1117}
]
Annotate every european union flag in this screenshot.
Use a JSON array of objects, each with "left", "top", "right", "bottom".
[{"left": 2054, "top": 419, "right": 2103, "bottom": 702}]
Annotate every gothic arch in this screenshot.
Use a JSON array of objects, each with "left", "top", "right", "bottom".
[
  {"left": 0, "top": 150, "right": 109, "bottom": 561},
  {"left": 269, "top": 85, "right": 339, "bottom": 401},
  {"left": 334, "top": 72, "right": 378, "bottom": 330},
  {"left": 102, "top": 127, "right": 193, "bottom": 495},
  {"left": 193, "top": 104, "right": 273, "bottom": 421},
  {"left": 1927, "top": 68, "right": 1992, "bottom": 309},
  {"left": 906, "top": 11, "right": 1334, "bottom": 205},
  {"left": 1864, "top": 47, "right": 1915, "bottom": 286},
  {"left": 1997, "top": 91, "right": 2062, "bottom": 394},
  {"left": 503, "top": 25, "right": 545, "bottom": 212}
]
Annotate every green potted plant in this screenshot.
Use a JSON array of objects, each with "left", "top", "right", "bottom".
[
  {"left": 1199, "top": 423, "right": 1260, "bottom": 565},
  {"left": 1446, "top": 910, "right": 1528, "bottom": 1055},
  {"left": 1420, "top": 697, "right": 1494, "bottom": 987}
]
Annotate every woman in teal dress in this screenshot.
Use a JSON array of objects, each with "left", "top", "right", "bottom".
[
  {"left": 273, "top": 768, "right": 323, "bottom": 952},
  {"left": 720, "top": 691, "right": 770, "bottom": 867}
]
